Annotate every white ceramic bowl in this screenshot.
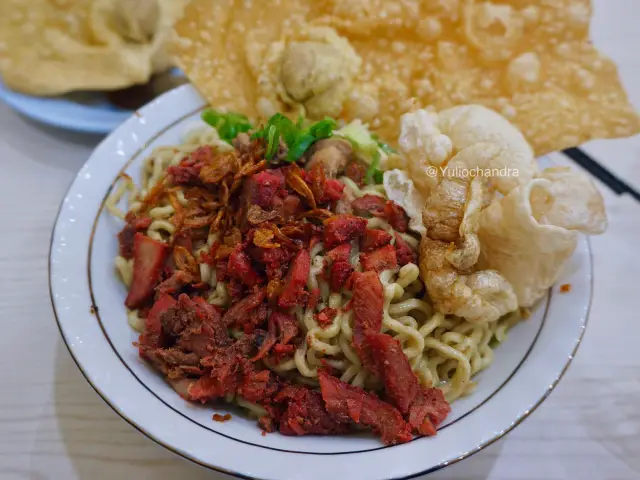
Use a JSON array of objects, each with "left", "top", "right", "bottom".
[{"left": 49, "top": 84, "right": 592, "bottom": 480}]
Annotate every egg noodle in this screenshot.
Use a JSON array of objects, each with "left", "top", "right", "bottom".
[{"left": 108, "top": 126, "right": 522, "bottom": 405}]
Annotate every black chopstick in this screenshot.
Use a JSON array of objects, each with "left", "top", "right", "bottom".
[{"left": 562, "top": 147, "right": 640, "bottom": 202}]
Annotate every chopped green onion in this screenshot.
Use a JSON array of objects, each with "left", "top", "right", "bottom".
[
  {"left": 308, "top": 118, "right": 337, "bottom": 139},
  {"left": 252, "top": 113, "right": 340, "bottom": 162},
  {"left": 271, "top": 114, "right": 298, "bottom": 146},
  {"left": 371, "top": 133, "right": 397, "bottom": 155},
  {"left": 365, "top": 151, "right": 382, "bottom": 185},
  {"left": 377, "top": 140, "right": 396, "bottom": 155},
  {"left": 286, "top": 133, "right": 316, "bottom": 162},
  {"left": 266, "top": 125, "right": 279, "bottom": 159},
  {"left": 201, "top": 109, "right": 252, "bottom": 143}
]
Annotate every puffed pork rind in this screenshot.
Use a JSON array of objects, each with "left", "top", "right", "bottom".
[{"left": 477, "top": 167, "right": 607, "bottom": 307}]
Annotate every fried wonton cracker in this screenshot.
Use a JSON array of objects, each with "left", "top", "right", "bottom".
[
  {"left": 311, "top": 0, "right": 640, "bottom": 153},
  {"left": 172, "top": 0, "right": 639, "bottom": 155},
  {"left": 171, "top": 0, "right": 314, "bottom": 117},
  {"left": 0, "top": 0, "right": 188, "bottom": 95}
]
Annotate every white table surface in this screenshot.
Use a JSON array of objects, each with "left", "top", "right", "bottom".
[{"left": 1, "top": 2, "right": 639, "bottom": 479}]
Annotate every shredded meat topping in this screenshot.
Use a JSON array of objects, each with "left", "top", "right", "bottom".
[{"left": 118, "top": 135, "right": 446, "bottom": 445}]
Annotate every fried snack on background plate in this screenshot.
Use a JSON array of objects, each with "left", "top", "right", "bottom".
[
  {"left": 0, "top": 0, "right": 188, "bottom": 96},
  {"left": 172, "top": 0, "right": 639, "bottom": 156}
]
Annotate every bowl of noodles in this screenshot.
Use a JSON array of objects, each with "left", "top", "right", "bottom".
[{"left": 50, "top": 84, "right": 599, "bottom": 480}]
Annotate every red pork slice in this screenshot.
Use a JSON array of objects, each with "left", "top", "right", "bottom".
[
  {"left": 384, "top": 201, "right": 409, "bottom": 233},
  {"left": 324, "top": 179, "right": 345, "bottom": 202},
  {"left": 323, "top": 215, "right": 368, "bottom": 249},
  {"left": 306, "top": 159, "right": 344, "bottom": 204},
  {"left": 344, "top": 162, "right": 367, "bottom": 187},
  {"left": 252, "top": 170, "right": 286, "bottom": 209},
  {"left": 273, "top": 312, "right": 299, "bottom": 344},
  {"left": 314, "top": 307, "right": 338, "bottom": 328},
  {"left": 118, "top": 215, "right": 152, "bottom": 259},
  {"left": 138, "top": 346, "right": 202, "bottom": 379},
  {"left": 364, "top": 332, "right": 419, "bottom": 415},
  {"left": 329, "top": 260, "right": 354, "bottom": 292},
  {"left": 227, "top": 246, "right": 261, "bottom": 287},
  {"left": 407, "top": 387, "right": 451, "bottom": 436},
  {"left": 351, "top": 195, "right": 410, "bottom": 233},
  {"left": 222, "top": 289, "right": 266, "bottom": 327},
  {"left": 278, "top": 249, "right": 311, "bottom": 308},
  {"left": 167, "top": 163, "right": 201, "bottom": 186},
  {"left": 241, "top": 302, "right": 268, "bottom": 334},
  {"left": 191, "top": 296, "right": 230, "bottom": 348},
  {"left": 238, "top": 367, "right": 280, "bottom": 404},
  {"left": 227, "top": 279, "right": 247, "bottom": 300},
  {"left": 360, "top": 244, "right": 397, "bottom": 273},
  {"left": 318, "top": 370, "right": 412, "bottom": 445},
  {"left": 188, "top": 348, "right": 243, "bottom": 402},
  {"left": 188, "top": 334, "right": 261, "bottom": 403},
  {"left": 326, "top": 243, "right": 352, "bottom": 263},
  {"left": 351, "top": 272, "right": 383, "bottom": 371},
  {"left": 167, "top": 146, "right": 215, "bottom": 185},
  {"left": 251, "top": 315, "right": 277, "bottom": 362},
  {"left": 139, "top": 294, "right": 176, "bottom": 348},
  {"left": 394, "top": 233, "right": 417, "bottom": 266},
  {"left": 351, "top": 194, "right": 386, "bottom": 217},
  {"left": 125, "top": 233, "right": 169, "bottom": 309},
  {"left": 282, "top": 194, "right": 302, "bottom": 222},
  {"left": 360, "top": 229, "right": 392, "bottom": 253},
  {"left": 276, "top": 386, "right": 351, "bottom": 436},
  {"left": 190, "top": 145, "right": 216, "bottom": 164},
  {"left": 250, "top": 246, "right": 295, "bottom": 281},
  {"left": 154, "top": 270, "right": 194, "bottom": 298},
  {"left": 252, "top": 311, "right": 300, "bottom": 361},
  {"left": 162, "top": 294, "right": 230, "bottom": 357}
]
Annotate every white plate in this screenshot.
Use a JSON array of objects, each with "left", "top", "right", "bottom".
[
  {"left": 0, "top": 79, "right": 132, "bottom": 134},
  {"left": 49, "top": 84, "right": 592, "bottom": 480},
  {"left": 0, "top": 70, "right": 186, "bottom": 134}
]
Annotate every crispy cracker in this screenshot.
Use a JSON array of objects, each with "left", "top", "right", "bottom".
[
  {"left": 170, "top": 0, "right": 312, "bottom": 118},
  {"left": 0, "top": 0, "right": 187, "bottom": 96},
  {"left": 172, "top": 0, "right": 639, "bottom": 154}
]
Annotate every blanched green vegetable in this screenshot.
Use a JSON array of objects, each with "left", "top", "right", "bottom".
[
  {"left": 334, "top": 120, "right": 379, "bottom": 157},
  {"left": 336, "top": 120, "right": 387, "bottom": 184}
]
